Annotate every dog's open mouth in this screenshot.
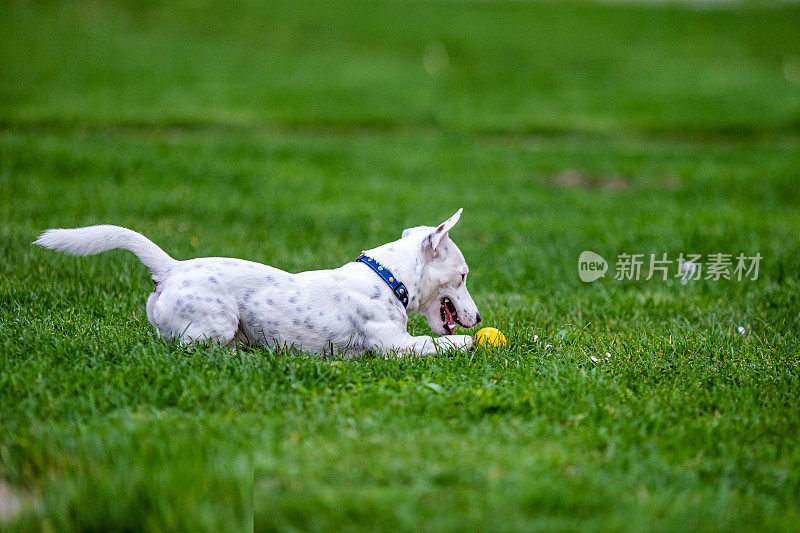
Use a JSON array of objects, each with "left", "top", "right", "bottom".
[{"left": 440, "top": 297, "right": 458, "bottom": 335}]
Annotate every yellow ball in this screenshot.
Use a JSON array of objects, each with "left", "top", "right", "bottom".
[{"left": 474, "top": 327, "right": 507, "bottom": 348}]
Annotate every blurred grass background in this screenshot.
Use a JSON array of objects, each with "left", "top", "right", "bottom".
[
  {"left": 3, "top": 0, "right": 800, "bottom": 133},
  {"left": 2, "top": 0, "right": 800, "bottom": 531}
]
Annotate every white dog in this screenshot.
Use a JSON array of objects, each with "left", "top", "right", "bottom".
[{"left": 35, "top": 209, "right": 481, "bottom": 356}]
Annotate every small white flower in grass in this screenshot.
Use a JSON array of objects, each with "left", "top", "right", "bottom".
[
  {"left": 590, "top": 355, "right": 600, "bottom": 363},
  {"left": 544, "top": 344, "right": 552, "bottom": 352},
  {"left": 533, "top": 334, "right": 539, "bottom": 342},
  {"left": 737, "top": 326, "right": 746, "bottom": 335},
  {"left": 605, "top": 352, "right": 611, "bottom": 360}
]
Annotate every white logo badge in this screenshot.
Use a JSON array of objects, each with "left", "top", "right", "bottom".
[{"left": 578, "top": 251, "right": 608, "bottom": 282}]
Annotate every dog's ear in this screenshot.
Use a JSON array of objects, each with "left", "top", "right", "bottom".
[
  {"left": 425, "top": 208, "right": 463, "bottom": 253},
  {"left": 402, "top": 226, "right": 426, "bottom": 238}
]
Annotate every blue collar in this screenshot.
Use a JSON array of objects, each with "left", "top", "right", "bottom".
[{"left": 356, "top": 254, "right": 409, "bottom": 308}]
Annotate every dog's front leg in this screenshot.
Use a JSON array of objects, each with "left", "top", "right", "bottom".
[
  {"left": 383, "top": 333, "right": 473, "bottom": 357},
  {"left": 363, "top": 321, "right": 472, "bottom": 357}
]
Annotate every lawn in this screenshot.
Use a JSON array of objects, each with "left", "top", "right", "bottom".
[{"left": 2, "top": 0, "right": 800, "bottom": 531}]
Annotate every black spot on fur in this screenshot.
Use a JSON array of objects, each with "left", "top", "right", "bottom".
[
  {"left": 371, "top": 285, "right": 381, "bottom": 300},
  {"left": 182, "top": 280, "right": 192, "bottom": 288},
  {"left": 345, "top": 315, "right": 368, "bottom": 347},
  {"left": 355, "top": 305, "right": 374, "bottom": 322},
  {"left": 180, "top": 304, "right": 197, "bottom": 319}
]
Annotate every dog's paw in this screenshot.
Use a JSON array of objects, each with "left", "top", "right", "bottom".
[
  {"left": 461, "top": 334, "right": 475, "bottom": 350},
  {"left": 443, "top": 334, "right": 473, "bottom": 351}
]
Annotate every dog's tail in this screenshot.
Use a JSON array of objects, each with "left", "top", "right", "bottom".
[{"left": 34, "top": 225, "right": 177, "bottom": 277}]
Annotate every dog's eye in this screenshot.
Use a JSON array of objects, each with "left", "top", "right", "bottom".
[{"left": 461, "top": 273, "right": 466, "bottom": 283}]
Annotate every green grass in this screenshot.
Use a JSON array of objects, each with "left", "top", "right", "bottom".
[{"left": 2, "top": 0, "right": 800, "bottom": 530}]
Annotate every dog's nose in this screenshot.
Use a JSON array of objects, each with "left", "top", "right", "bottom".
[{"left": 476, "top": 312, "right": 481, "bottom": 324}]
